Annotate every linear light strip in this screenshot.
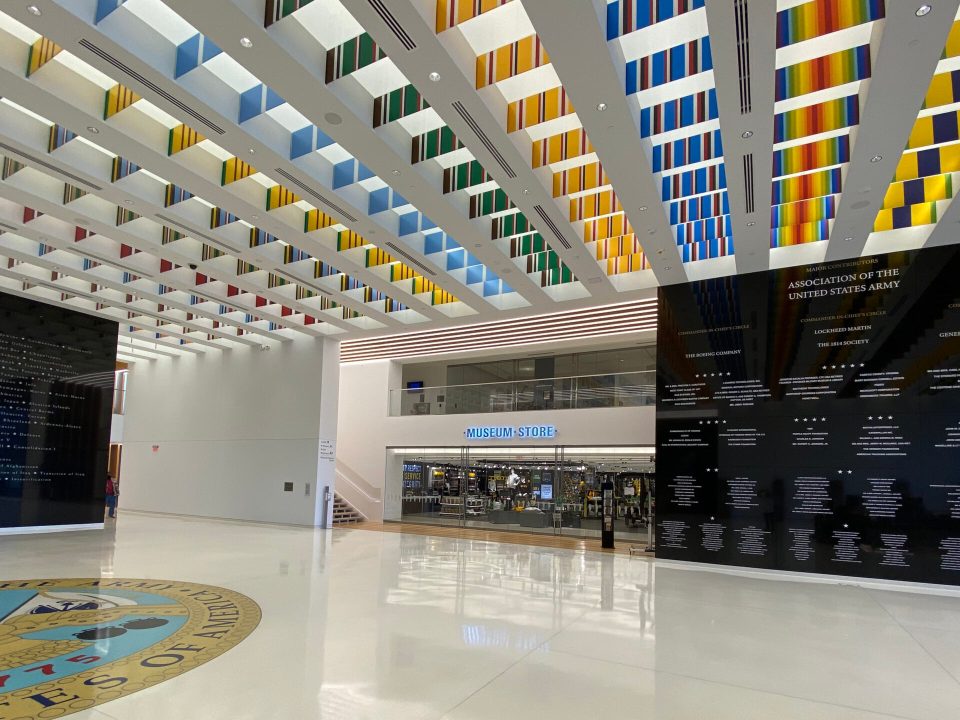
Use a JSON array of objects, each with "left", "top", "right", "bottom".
[
  {"left": 342, "top": 299, "right": 657, "bottom": 350},
  {"left": 341, "top": 316, "right": 658, "bottom": 361},
  {"left": 340, "top": 309, "right": 658, "bottom": 355},
  {"left": 340, "top": 314, "right": 659, "bottom": 360}
]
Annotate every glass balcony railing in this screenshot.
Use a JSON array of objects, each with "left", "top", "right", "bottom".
[{"left": 390, "top": 371, "right": 655, "bottom": 416}]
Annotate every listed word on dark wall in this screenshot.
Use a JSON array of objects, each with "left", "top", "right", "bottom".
[
  {"left": 0, "top": 293, "right": 117, "bottom": 529},
  {"left": 656, "top": 246, "right": 960, "bottom": 585}
]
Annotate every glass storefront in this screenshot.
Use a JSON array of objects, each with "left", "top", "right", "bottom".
[{"left": 387, "top": 445, "right": 655, "bottom": 544}]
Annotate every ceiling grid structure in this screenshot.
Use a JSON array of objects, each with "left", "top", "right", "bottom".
[
  {"left": 0, "top": 0, "right": 954, "bottom": 357},
  {"left": 335, "top": 0, "right": 618, "bottom": 301}
]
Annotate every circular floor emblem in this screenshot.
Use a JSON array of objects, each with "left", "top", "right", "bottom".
[{"left": 0, "top": 578, "right": 260, "bottom": 718}]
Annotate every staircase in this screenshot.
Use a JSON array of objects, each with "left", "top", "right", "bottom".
[{"left": 332, "top": 494, "right": 364, "bottom": 525}]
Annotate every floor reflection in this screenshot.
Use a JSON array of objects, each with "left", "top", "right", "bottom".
[{"left": 0, "top": 514, "right": 957, "bottom": 720}]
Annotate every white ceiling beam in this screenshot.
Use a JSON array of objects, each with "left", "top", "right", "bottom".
[
  {"left": 0, "top": 63, "right": 397, "bottom": 332},
  {"left": 167, "top": 0, "right": 547, "bottom": 310},
  {"left": 825, "top": 0, "right": 960, "bottom": 261},
  {"left": 6, "top": 6, "right": 453, "bottom": 323},
  {"left": 0, "top": 172, "right": 306, "bottom": 344},
  {"left": 0, "top": 264, "right": 243, "bottom": 350},
  {"left": 339, "top": 0, "right": 620, "bottom": 301},
  {"left": 521, "top": 0, "right": 688, "bottom": 287},
  {"left": 704, "top": 0, "right": 777, "bottom": 274},
  {"left": 118, "top": 331, "right": 204, "bottom": 356}
]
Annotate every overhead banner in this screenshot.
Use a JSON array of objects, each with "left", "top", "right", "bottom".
[
  {"left": 0, "top": 293, "right": 118, "bottom": 530},
  {"left": 656, "top": 246, "right": 960, "bottom": 585}
]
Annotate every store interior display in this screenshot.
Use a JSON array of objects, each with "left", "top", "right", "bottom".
[{"left": 397, "top": 449, "right": 654, "bottom": 540}]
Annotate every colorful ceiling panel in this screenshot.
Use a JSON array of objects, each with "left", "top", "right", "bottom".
[
  {"left": 769, "top": 0, "right": 885, "bottom": 250},
  {"left": 872, "top": 10, "right": 960, "bottom": 238},
  {"left": 0, "top": 0, "right": 953, "bottom": 345},
  {"left": 610, "top": 0, "right": 731, "bottom": 264}
]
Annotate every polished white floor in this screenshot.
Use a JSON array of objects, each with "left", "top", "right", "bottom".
[{"left": 3, "top": 513, "right": 960, "bottom": 719}]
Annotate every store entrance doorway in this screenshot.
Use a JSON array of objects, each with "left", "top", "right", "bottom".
[{"left": 389, "top": 445, "right": 655, "bottom": 544}]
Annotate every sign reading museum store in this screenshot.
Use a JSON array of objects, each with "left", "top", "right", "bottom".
[{"left": 464, "top": 425, "right": 557, "bottom": 440}]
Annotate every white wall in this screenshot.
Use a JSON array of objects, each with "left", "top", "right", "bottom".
[
  {"left": 121, "top": 336, "right": 339, "bottom": 526},
  {"left": 337, "top": 359, "right": 656, "bottom": 521}
]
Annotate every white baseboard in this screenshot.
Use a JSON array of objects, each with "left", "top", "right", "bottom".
[
  {"left": 655, "top": 558, "right": 960, "bottom": 597},
  {"left": 0, "top": 523, "right": 105, "bottom": 536}
]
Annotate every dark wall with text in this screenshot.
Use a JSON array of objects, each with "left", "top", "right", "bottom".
[
  {"left": 656, "top": 246, "right": 960, "bottom": 585},
  {"left": 0, "top": 294, "right": 117, "bottom": 529}
]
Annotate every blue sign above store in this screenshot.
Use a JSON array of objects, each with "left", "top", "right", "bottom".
[{"left": 464, "top": 425, "right": 557, "bottom": 440}]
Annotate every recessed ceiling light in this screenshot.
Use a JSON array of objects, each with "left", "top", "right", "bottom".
[
  {"left": 86, "top": 126, "right": 99, "bottom": 134},
  {"left": 665, "top": 266, "right": 672, "bottom": 270},
  {"left": 746, "top": 221, "right": 756, "bottom": 227},
  {"left": 251, "top": 214, "right": 259, "bottom": 220},
  {"left": 741, "top": 130, "right": 753, "bottom": 139},
  {"left": 656, "top": 249, "right": 663, "bottom": 255},
  {"left": 521, "top": 188, "right": 530, "bottom": 195},
  {"left": 324, "top": 112, "right": 342, "bottom": 125},
  {"left": 248, "top": 148, "right": 256, "bottom": 155},
  {"left": 428, "top": 71, "right": 441, "bottom": 82},
  {"left": 844, "top": 236, "right": 853, "bottom": 242},
  {"left": 870, "top": 155, "right": 882, "bottom": 162},
  {"left": 917, "top": 5, "right": 932, "bottom": 16},
  {"left": 596, "top": 102, "right": 608, "bottom": 112},
  {"left": 123, "top": 200, "right": 134, "bottom": 205},
  {"left": 27, "top": 5, "right": 41, "bottom": 16},
  {"left": 240, "top": 37, "right": 253, "bottom": 48},
  {"left": 639, "top": 206, "right": 647, "bottom": 212},
  {"left": 392, "top": 169, "right": 401, "bottom": 176}
]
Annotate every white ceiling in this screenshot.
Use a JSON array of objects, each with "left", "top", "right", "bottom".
[{"left": 0, "top": 0, "right": 956, "bottom": 363}]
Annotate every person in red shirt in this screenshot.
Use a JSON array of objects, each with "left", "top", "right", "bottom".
[{"left": 105, "top": 473, "right": 118, "bottom": 519}]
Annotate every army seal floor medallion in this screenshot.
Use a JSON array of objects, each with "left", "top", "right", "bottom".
[{"left": 0, "top": 578, "right": 260, "bottom": 718}]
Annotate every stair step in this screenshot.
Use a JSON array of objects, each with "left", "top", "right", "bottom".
[{"left": 330, "top": 493, "right": 364, "bottom": 524}]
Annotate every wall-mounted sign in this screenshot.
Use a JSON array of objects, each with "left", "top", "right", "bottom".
[{"left": 464, "top": 425, "right": 557, "bottom": 440}]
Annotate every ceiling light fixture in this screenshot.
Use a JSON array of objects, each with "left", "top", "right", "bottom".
[
  {"left": 844, "top": 236, "right": 854, "bottom": 242},
  {"left": 240, "top": 37, "right": 253, "bottom": 48},
  {"left": 656, "top": 249, "right": 663, "bottom": 255},
  {"left": 639, "top": 206, "right": 647, "bottom": 212},
  {"left": 596, "top": 102, "right": 608, "bottom": 112},
  {"left": 428, "top": 71, "right": 441, "bottom": 82},
  {"left": 521, "top": 188, "right": 530, "bottom": 195},
  {"left": 391, "top": 169, "right": 401, "bottom": 176},
  {"left": 917, "top": 5, "right": 932, "bottom": 16},
  {"left": 870, "top": 155, "right": 882, "bottom": 162},
  {"left": 251, "top": 214, "right": 259, "bottom": 220},
  {"left": 746, "top": 221, "right": 756, "bottom": 227},
  {"left": 741, "top": 130, "right": 754, "bottom": 139},
  {"left": 123, "top": 200, "right": 134, "bottom": 205},
  {"left": 27, "top": 5, "right": 41, "bottom": 16},
  {"left": 324, "top": 112, "right": 342, "bottom": 125},
  {"left": 665, "top": 266, "right": 672, "bottom": 270},
  {"left": 86, "top": 126, "right": 99, "bottom": 134},
  {"left": 248, "top": 148, "right": 256, "bottom": 155}
]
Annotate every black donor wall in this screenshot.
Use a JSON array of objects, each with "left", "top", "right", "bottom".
[
  {"left": 0, "top": 293, "right": 117, "bottom": 529},
  {"left": 656, "top": 245, "right": 960, "bottom": 585}
]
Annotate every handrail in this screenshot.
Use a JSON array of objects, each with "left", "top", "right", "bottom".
[
  {"left": 390, "top": 370, "right": 655, "bottom": 416},
  {"left": 335, "top": 460, "right": 382, "bottom": 501},
  {"left": 401, "top": 369, "right": 654, "bottom": 392}
]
